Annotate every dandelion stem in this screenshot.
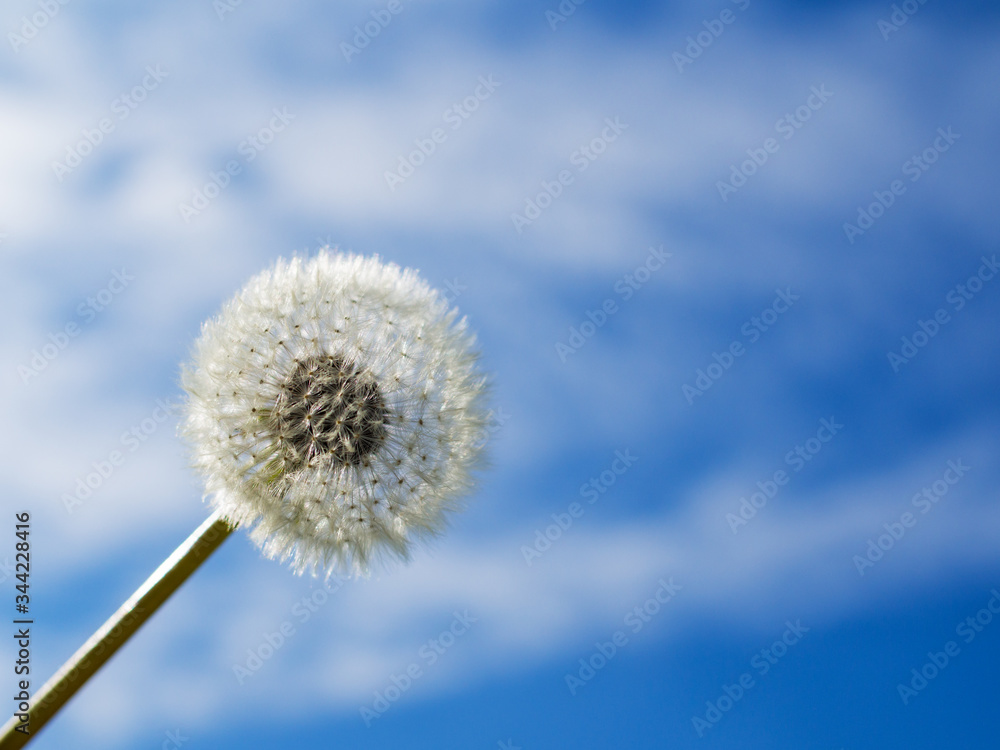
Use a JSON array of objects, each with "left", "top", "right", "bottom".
[{"left": 0, "top": 510, "right": 235, "bottom": 749}]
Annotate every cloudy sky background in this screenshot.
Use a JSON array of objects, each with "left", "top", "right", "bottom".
[{"left": 2, "top": 0, "right": 999, "bottom": 747}]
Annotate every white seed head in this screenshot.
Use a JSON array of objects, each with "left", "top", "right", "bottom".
[{"left": 180, "top": 251, "right": 490, "bottom": 577}]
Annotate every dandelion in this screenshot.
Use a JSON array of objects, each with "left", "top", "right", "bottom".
[
  {"left": 1, "top": 251, "right": 490, "bottom": 747},
  {"left": 181, "top": 251, "right": 490, "bottom": 576}
]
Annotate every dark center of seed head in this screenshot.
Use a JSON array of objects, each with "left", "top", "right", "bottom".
[{"left": 275, "top": 355, "right": 388, "bottom": 466}]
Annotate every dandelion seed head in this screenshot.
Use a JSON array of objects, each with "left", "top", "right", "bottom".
[{"left": 180, "top": 251, "right": 490, "bottom": 577}]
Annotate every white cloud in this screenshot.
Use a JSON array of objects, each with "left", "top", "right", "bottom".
[{"left": 3, "top": 2, "right": 999, "bottom": 747}]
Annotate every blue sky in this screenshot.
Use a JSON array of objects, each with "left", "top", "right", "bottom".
[{"left": 2, "top": 0, "right": 999, "bottom": 748}]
